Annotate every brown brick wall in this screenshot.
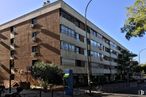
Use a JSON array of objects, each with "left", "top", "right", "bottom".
[
  {"left": 0, "top": 28, "right": 10, "bottom": 79},
  {"left": 0, "top": 9, "right": 61, "bottom": 81},
  {"left": 37, "top": 9, "right": 61, "bottom": 65},
  {"left": 15, "top": 9, "right": 61, "bottom": 72}
]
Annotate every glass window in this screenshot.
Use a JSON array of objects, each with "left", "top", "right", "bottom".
[
  {"left": 79, "top": 34, "right": 84, "bottom": 42},
  {"left": 105, "top": 47, "right": 110, "bottom": 53},
  {"left": 61, "top": 41, "right": 76, "bottom": 52},
  {"left": 75, "top": 47, "right": 79, "bottom": 54},
  {"left": 99, "top": 53, "right": 103, "bottom": 61},
  {"left": 31, "top": 18, "right": 37, "bottom": 24},
  {"left": 76, "top": 34, "right": 80, "bottom": 41},
  {"left": 68, "top": 44, "right": 75, "bottom": 52},
  {"left": 32, "top": 46, "right": 38, "bottom": 52},
  {"left": 10, "top": 38, "right": 15, "bottom": 45},
  {"left": 75, "top": 60, "right": 85, "bottom": 67},
  {"left": 10, "top": 26, "right": 16, "bottom": 33},
  {"left": 32, "top": 32, "right": 37, "bottom": 38}
]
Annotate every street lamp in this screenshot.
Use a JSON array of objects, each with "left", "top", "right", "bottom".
[
  {"left": 85, "top": 0, "right": 93, "bottom": 92},
  {"left": 139, "top": 48, "right": 146, "bottom": 65}
]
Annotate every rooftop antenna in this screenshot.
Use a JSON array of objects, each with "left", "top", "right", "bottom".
[{"left": 43, "top": 0, "right": 50, "bottom": 6}]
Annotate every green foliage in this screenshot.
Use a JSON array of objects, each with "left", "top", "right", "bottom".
[
  {"left": 121, "top": 0, "right": 146, "bottom": 40},
  {"left": 132, "top": 65, "right": 142, "bottom": 73},
  {"left": 117, "top": 50, "right": 138, "bottom": 80},
  {"left": 141, "top": 64, "right": 146, "bottom": 73},
  {"left": 31, "top": 61, "right": 63, "bottom": 85}
]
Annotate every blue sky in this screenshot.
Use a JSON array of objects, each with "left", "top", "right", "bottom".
[{"left": 0, "top": 0, "right": 146, "bottom": 64}]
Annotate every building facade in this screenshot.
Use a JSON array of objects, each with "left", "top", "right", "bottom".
[{"left": 0, "top": 0, "right": 127, "bottom": 87}]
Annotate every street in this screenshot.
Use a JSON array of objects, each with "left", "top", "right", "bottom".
[{"left": 114, "top": 83, "right": 146, "bottom": 95}]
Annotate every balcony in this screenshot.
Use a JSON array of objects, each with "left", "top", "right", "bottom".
[
  {"left": 60, "top": 34, "right": 86, "bottom": 49},
  {"left": 103, "top": 69, "right": 111, "bottom": 74},
  {"left": 10, "top": 45, "right": 15, "bottom": 50},
  {"left": 61, "top": 49, "right": 87, "bottom": 61},
  {"left": 10, "top": 33, "right": 15, "bottom": 39}
]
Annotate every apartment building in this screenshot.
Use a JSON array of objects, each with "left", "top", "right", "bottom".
[{"left": 0, "top": 0, "right": 127, "bottom": 86}]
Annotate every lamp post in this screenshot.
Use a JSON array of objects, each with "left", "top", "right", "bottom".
[
  {"left": 85, "top": 0, "right": 93, "bottom": 93},
  {"left": 138, "top": 48, "right": 146, "bottom": 65}
]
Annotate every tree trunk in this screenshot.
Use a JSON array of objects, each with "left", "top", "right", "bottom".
[
  {"left": 51, "top": 89, "right": 54, "bottom": 97},
  {"left": 50, "top": 85, "right": 54, "bottom": 97},
  {"left": 39, "top": 89, "right": 42, "bottom": 97}
]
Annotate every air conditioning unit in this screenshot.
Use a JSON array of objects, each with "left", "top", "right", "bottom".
[
  {"left": 31, "top": 23, "right": 36, "bottom": 28},
  {"left": 31, "top": 52, "right": 38, "bottom": 56},
  {"left": 0, "top": 39, "right": 4, "bottom": 43},
  {"left": 32, "top": 37, "right": 37, "bottom": 42}
]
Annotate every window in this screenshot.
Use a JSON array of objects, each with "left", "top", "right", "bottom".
[
  {"left": 31, "top": 18, "right": 37, "bottom": 24},
  {"left": 79, "top": 47, "right": 84, "bottom": 55},
  {"left": 97, "top": 33, "right": 102, "bottom": 39},
  {"left": 10, "top": 38, "right": 14, "bottom": 45},
  {"left": 103, "top": 55, "right": 110, "bottom": 61},
  {"left": 90, "top": 29, "right": 97, "bottom": 37},
  {"left": 60, "top": 25, "right": 67, "bottom": 34},
  {"left": 10, "top": 50, "right": 15, "bottom": 57},
  {"left": 61, "top": 9, "right": 91, "bottom": 33},
  {"left": 60, "top": 9, "right": 74, "bottom": 23},
  {"left": 117, "top": 46, "right": 121, "bottom": 51},
  {"left": 32, "top": 46, "right": 38, "bottom": 52},
  {"left": 87, "top": 26, "right": 90, "bottom": 33},
  {"left": 99, "top": 53, "right": 103, "bottom": 61},
  {"left": 79, "top": 34, "right": 84, "bottom": 42},
  {"left": 76, "top": 34, "right": 84, "bottom": 42},
  {"left": 75, "top": 60, "right": 85, "bottom": 67},
  {"left": 32, "top": 32, "right": 37, "bottom": 38},
  {"left": 76, "top": 33, "right": 80, "bottom": 41},
  {"left": 61, "top": 41, "right": 75, "bottom": 52},
  {"left": 80, "top": 22, "right": 85, "bottom": 30},
  {"left": 90, "top": 40, "right": 96, "bottom": 47},
  {"left": 10, "top": 59, "right": 14, "bottom": 67},
  {"left": 90, "top": 29, "right": 102, "bottom": 39},
  {"left": 74, "top": 19, "right": 80, "bottom": 27},
  {"left": 110, "top": 42, "right": 117, "bottom": 49},
  {"left": 68, "top": 44, "right": 75, "bottom": 52},
  {"left": 60, "top": 25, "right": 84, "bottom": 43},
  {"left": 75, "top": 47, "right": 79, "bottom": 54},
  {"left": 61, "top": 41, "right": 68, "bottom": 50},
  {"left": 111, "top": 49, "right": 117, "bottom": 55},
  {"left": 32, "top": 60, "right": 38, "bottom": 65},
  {"left": 10, "top": 26, "right": 16, "bottom": 32},
  {"left": 60, "top": 25, "right": 75, "bottom": 38},
  {"left": 75, "top": 47, "right": 84, "bottom": 55},
  {"left": 90, "top": 51, "right": 99, "bottom": 58},
  {"left": 75, "top": 46, "right": 84, "bottom": 55},
  {"left": 103, "top": 37, "right": 110, "bottom": 45},
  {"left": 104, "top": 47, "right": 110, "bottom": 53}
]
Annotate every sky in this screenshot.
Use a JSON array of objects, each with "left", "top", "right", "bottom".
[{"left": 0, "top": 0, "right": 146, "bottom": 64}]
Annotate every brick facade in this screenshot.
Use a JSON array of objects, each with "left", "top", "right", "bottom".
[{"left": 0, "top": 9, "right": 61, "bottom": 85}]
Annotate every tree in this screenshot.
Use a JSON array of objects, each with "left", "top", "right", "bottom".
[
  {"left": 117, "top": 50, "right": 137, "bottom": 80},
  {"left": 117, "top": 50, "right": 131, "bottom": 80},
  {"left": 121, "top": 0, "right": 146, "bottom": 40},
  {"left": 31, "top": 61, "right": 63, "bottom": 97},
  {"left": 141, "top": 64, "right": 146, "bottom": 73}
]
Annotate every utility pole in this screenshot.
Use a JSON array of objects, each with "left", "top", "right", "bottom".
[{"left": 85, "top": 0, "right": 93, "bottom": 94}]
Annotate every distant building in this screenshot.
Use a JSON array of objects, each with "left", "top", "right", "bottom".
[{"left": 0, "top": 0, "right": 128, "bottom": 87}]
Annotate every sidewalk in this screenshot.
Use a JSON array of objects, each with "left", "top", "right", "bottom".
[{"left": 2, "top": 89, "right": 145, "bottom": 97}]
